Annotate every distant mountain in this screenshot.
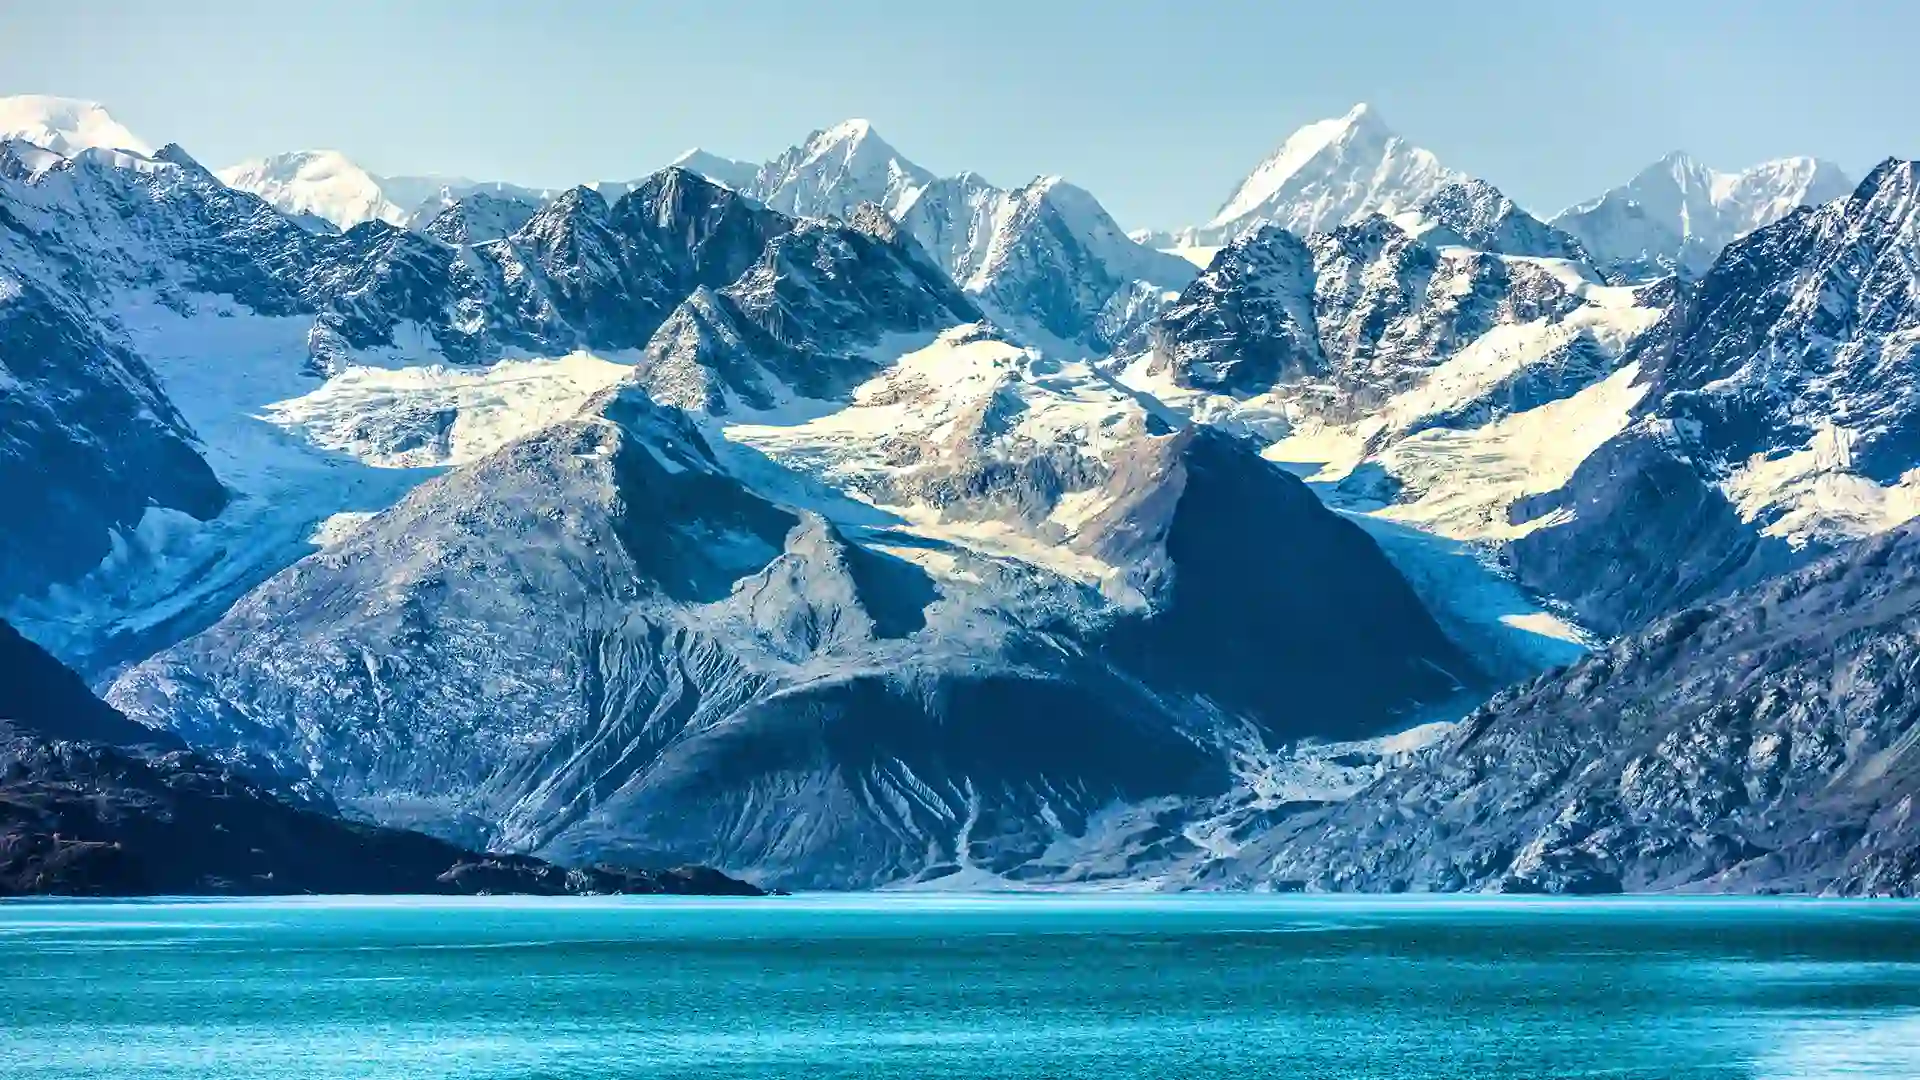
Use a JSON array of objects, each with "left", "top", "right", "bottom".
[
  {"left": 1137, "top": 200, "right": 1634, "bottom": 414},
  {"left": 1394, "top": 178, "right": 1595, "bottom": 265},
  {"left": 386, "top": 177, "right": 558, "bottom": 229},
  {"left": 1134, "top": 164, "right": 1920, "bottom": 643},
  {"left": 898, "top": 173, "right": 1198, "bottom": 351},
  {"left": 747, "top": 118, "right": 934, "bottom": 220},
  {"left": 216, "top": 149, "right": 409, "bottom": 230},
  {"left": 215, "top": 154, "right": 563, "bottom": 232},
  {"left": 0, "top": 617, "right": 762, "bottom": 897},
  {"left": 1230, "top": 522, "right": 1920, "bottom": 897},
  {"left": 1189, "top": 104, "right": 1462, "bottom": 246},
  {"left": 419, "top": 190, "right": 542, "bottom": 244},
  {"left": 670, "top": 148, "right": 758, "bottom": 191},
  {"left": 1551, "top": 151, "right": 1853, "bottom": 280},
  {"left": 0, "top": 95, "right": 152, "bottom": 156}
]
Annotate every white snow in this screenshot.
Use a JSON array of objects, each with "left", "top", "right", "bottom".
[
  {"left": 13, "top": 293, "right": 632, "bottom": 660},
  {"left": 0, "top": 95, "right": 153, "bottom": 156},
  {"left": 1724, "top": 425, "right": 1920, "bottom": 545},
  {"left": 1331, "top": 361, "right": 1652, "bottom": 542},
  {"left": 1199, "top": 103, "right": 1461, "bottom": 243},
  {"left": 1552, "top": 151, "right": 1854, "bottom": 277},
  {"left": 307, "top": 511, "right": 378, "bottom": 549},
  {"left": 668, "top": 148, "right": 758, "bottom": 191},
  {"left": 748, "top": 117, "right": 934, "bottom": 220},
  {"left": 215, "top": 150, "right": 408, "bottom": 230},
  {"left": 264, "top": 351, "right": 635, "bottom": 468},
  {"left": 1162, "top": 245, "right": 1222, "bottom": 269}
]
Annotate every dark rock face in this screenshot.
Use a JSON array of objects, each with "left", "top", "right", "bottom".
[
  {"left": 0, "top": 617, "right": 761, "bottom": 898},
  {"left": 0, "top": 275, "right": 226, "bottom": 600},
  {"left": 1231, "top": 524, "right": 1920, "bottom": 897},
  {"left": 0, "top": 618, "right": 178, "bottom": 748},
  {"left": 1094, "top": 427, "right": 1477, "bottom": 739},
  {"left": 1644, "top": 160, "right": 1920, "bottom": 482},
  {"left": 1145, "top": 226, "right": 1324, "bottom": 396}
]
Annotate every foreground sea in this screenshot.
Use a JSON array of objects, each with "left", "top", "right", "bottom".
[{"left": 3, "top": 895, "right": 1918, "bottom": 1079}]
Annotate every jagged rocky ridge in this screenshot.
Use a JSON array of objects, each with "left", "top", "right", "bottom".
[
  {"left": 1506, "top": 158, "right": 1920, "bottom": 634},
  {"left": 0, "top": 619, "right": 762, "bottom": 897},
  {"left": 1130, "top": 159, "right": 1920, "bottom": 644},
  {"left": 1224, "top": 523, "right": 1920, "bottom": 896},
  {"left": 1135, "top": 185, "right": 1636, "bottom": 422}
]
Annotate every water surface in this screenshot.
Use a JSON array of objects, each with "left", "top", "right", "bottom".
[{"left": 3, "top": 894, "right": 1918, "bottom": 1078}]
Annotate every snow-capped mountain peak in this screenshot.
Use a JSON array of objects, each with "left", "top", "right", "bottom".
[
  {"left": 215, "top": 149, "right": 408, "bottom": 231},
  {"left": 1550, "top": 150, "right": 1853, "bottom": 280},
  {"left": 1198, "top": 102, "right": 1460, "bottom": 244},
  {"left": 748, "top": 117, "right": 934, "bottom": 220},
  {"left": 0, "top": 95, "right": 154, "bottom": 157},
  {"left": 668, "top": 148, "right": 758, "bottom": 191}
]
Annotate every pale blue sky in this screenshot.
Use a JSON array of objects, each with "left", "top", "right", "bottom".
[{"left": 5, "top": 0, "right": 1914, "bottom": 229}]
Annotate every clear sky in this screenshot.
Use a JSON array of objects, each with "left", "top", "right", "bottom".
[{"left": 5, "top": 0, "right": 1915, "bottom": 230}]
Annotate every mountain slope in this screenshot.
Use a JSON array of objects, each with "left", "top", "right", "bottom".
[
  {"left": 109, "top": 324, "right": 1478, "bottom": 889},
  {"left": 1506, "top": 158, "right": 1920, "bottom": 633},
  {"left": 1551, "top": 152, "right": 1854, "bottom": 280},
  {"left": 0, "top": 247, "right": 228, "bottom": 607},
  {"left": 0, "top": 618, "right": 761, "bottom": 897},
  {"left": 1231, "top": 523, "right": 1920, "bottom": 897}
]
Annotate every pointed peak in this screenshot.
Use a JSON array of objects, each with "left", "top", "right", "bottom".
[
  {"left": 541, "top": 183, "right": 612, "bottom": 216},
  {"left": 666, "top": 148, "right": 757, "bottom": 191},
  {"left": 1648, "top": 150, "right": 1707, "bottom": 178},
  {"left": 1856, "top": 157, "right": 1918, "bottom": 198},
  {"left": 823, "top": 117, "right": 874, "bottom": 142},
  {"left": 638, "top": 165, "right": 734, "bottom": 200},
  {"left": 151, "top": 143, "right": 206, "bottom": 172}
]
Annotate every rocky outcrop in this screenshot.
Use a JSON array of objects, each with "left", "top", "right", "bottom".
[{"left": 1229, "top": 523, "right": 1920, "bottom": 897}]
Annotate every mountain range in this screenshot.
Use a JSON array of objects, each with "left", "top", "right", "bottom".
[{"left": 1, "top": 92, "right": 1915, "bottom": 894}]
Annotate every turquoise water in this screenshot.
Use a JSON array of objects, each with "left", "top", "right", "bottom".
[{"left": 3, "top": 896, "right": 1919, "bottom": 1079}]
